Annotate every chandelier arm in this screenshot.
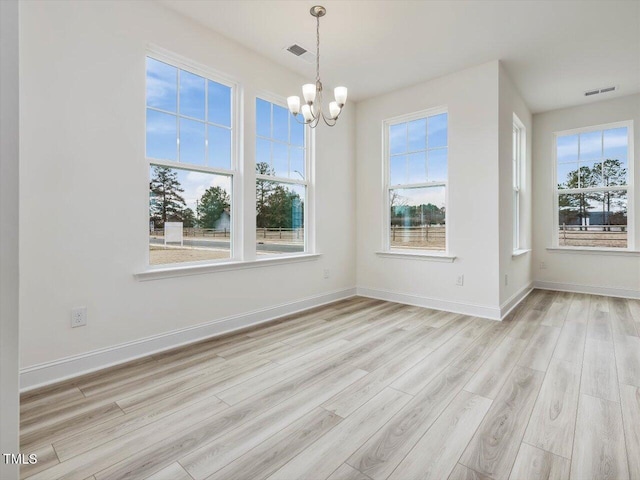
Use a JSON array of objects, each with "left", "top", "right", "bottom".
[{"left": 320, "top": 111, "right": 338, "bottom": 127}]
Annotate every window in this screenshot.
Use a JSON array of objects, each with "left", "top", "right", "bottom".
[
  {"left": 513, "top": 115, "right": 525, "bottom": 251},
  {"left": 146, "top": 56, "right": 235, "bottom": 265},
  {"left": 555, "top": 121, "right": 633, "bottom": 249},
  {"left": 255, "top": 98, "right": 309, "bottom": 256},
  {"left": 385, "top": 109, "right": 448, "bottom": 252}
]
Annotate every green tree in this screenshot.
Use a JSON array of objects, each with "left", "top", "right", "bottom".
[
  {"left": 256, "top": 162, "right": 276, "bottom": 228},
  {"left": 181, "top": 208, "right": 196, "bottom": 228},
  {"left": 197, "top": 186, "right": 230, "bottom": 228},
  {"left": 149, "top": 166, "right": 186, "bottom": 228},
  {"left": 265, "top": 186, "right": 303, "bottom": 228}
]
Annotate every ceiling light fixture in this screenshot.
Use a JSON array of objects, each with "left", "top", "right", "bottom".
[{"left": 287, "top": 5, "right": 347, "bottom": 128}]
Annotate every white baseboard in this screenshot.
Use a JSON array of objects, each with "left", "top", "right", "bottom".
[
  {"left": 20, "top": 287, "right": 357, "bottom": 392},
  {"left": 500, "top": 283, "right": 533, "bottom": 319},
  {"left": 533, "top": 280, "right": 640, "bottom": 299},
  {"left": 356, "top": 286, "right": 502, "bottom": 320}
]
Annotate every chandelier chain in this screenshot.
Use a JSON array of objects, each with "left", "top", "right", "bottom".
[{"left": 316, "top": 14, "right": 320, "bottom": 85}]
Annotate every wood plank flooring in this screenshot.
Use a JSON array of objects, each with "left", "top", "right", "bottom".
[{"left": 19, "top": 290, "right": 640, "bottom": 480}]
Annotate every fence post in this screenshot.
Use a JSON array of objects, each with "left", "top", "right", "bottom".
[
  {"left": 264, "top": 228, "right": 267, "bottom": 238},
  {"left": 224, "top": 228, "right": 227, "bottom": 238},
  {"left": 563, "top": 223, "right": 566, "bottom": 242},
  {"left": 425, "top": 225, "right": 429, "bottom": 242},
  {"left": 392, "top": 225, "right": 396, "bottom": 241},
  {"left": 279, "top": 227, "right": 282, "bottom": 239}
]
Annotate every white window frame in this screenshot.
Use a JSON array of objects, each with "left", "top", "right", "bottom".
[
  {"left": 552, "top": 119, "right": 635, "bottom": 251},
  {"left": 145, "top": 47, "right": 242, "bottom": 267},
  {"left": 254, "top": 92, "right": 315, "bottom": 256},
  {"left": 513, "top": 114, "right": 525, "bottom": 252},
  {"left": 382, "top": 106, "right": 449, "bottom": 255}
]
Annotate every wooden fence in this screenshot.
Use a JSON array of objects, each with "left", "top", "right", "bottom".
[
  {"left": 151, "top": 227, "right": 304, "bottom": 241},
  {"left": 559, "top": 223, "right": 627, "bottom": 248}
]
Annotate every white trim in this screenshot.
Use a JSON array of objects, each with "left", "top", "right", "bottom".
[
  {"left": 512, "top": 249, "right": 531, "bottom": 257},
  {"left": 375, "top": 251, "right": 456, "bottom": 263},
  {"left": 545, "top": 247, "right": 640, "bottom": 256},
  {"left": 500, "top": 282, "right": 533, "bottom": 319},
  {"left": 135, "top": 253, "right": 321, "bottom": 281},
  {"left": 356, "top": 286, "right": 501, "bottom": 320},
  {"left": 533, "top": 280, "right": 640, "bottom": 300},
  {"left": 20, "top": 287, "right": 355, "bottom": 391}
]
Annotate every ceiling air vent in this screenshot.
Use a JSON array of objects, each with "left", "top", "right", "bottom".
[
  {"left": 287, "top": 44, "right": 308, "bottom": 56},
  {"left": 283, "top": 44, "right": 316, "bottom": 64},
  {"left": 585, "top": 86, "right": 617, "bottom": 97}
]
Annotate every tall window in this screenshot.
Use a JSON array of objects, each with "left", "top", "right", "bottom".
[
  {"left": 255, "top": 98, "right": 308, "bottom": 255},
  {"left": 146, "top": 56, "right": 235, "bottom": 265},
  {"left": 513, "top": 115, "right": 525, "bottom": 251},
  {"left": 385, "top": 109, "right": 448, "bottom": 252},
  {"left": 555, "top": 121, "right": 633, "bottom": 249}
]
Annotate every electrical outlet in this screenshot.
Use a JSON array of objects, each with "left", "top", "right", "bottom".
[
  {"left": 456, "top": 274, "right": 464, "bottom": 286},
  {"left": 505, "top": 274, "right": 509, "bottom": 286},
  {"left": 71, "top": 307, "right": 87, "bottom": 328},
  {"left": 323, "top": 269, "right": 330, "bottom": 279},
  {"left": 539, "top": 262, "right": 547, "bottom": 270}
]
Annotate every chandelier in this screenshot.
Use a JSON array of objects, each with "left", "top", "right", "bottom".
[{"left": 287, "top": 5, "right": 348, "bottom": 128}]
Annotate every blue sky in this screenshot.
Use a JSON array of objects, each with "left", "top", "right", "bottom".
[
  {"left": 389, "top": 113, "right": 448, "bottom": 207},
  {"left": 557, "top": 127, "right": 628, "bottom": 188},
  {"left": 146, "top": 57, "right": 232, "bottom": 168}
]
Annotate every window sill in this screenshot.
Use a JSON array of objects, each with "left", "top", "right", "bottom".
[
  {"left": 512, "top": 249, "right": 531, "bottom": 258},
  {"left": 376, "top": 251, "right": 456, "bottom": 263},
  {"left": 546, "top": 247, "right": 640, "bottom": 257},
  {"left": 135, "top": 253, "right": 322, "bottom": 281}
]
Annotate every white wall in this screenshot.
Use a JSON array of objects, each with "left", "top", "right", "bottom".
[
  {"left": 498, "top": 64, "right": 533, "bottom": 306},
  {"left": 1, "top": 0, "right": 20, "bottom": 476},
  {"left": 533, "top": 94, "right": 640, "bottom": 295},
  {"left": 355, "top": 61, "right": 503, "bottom": 318},
  {"left": 19, "top": 0, "right": 356, "bottom": 383}
]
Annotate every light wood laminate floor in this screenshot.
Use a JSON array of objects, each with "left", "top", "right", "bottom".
[{"left": 20, "top": 290, "right": 640, "bottom": 480}]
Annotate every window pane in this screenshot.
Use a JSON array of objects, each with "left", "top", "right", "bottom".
[
  {"left": 558, "top": 191, "right": 627, "bottom": 248},
  {"left": 390, "top": 186, "right": 446, "bottom": 251},
  {"left": 579, "top": 130, "right": 602, "bottom": 161},
  {"left": 390, "top": 123, "right": 407, "bottom": 155},
  {"left": 146, "top": 58, "right": 177, "bottom": 112},
  {"left": 256, "top": 181, "right": 305, "bottom": 255},
  {"left": 408, "top": 118, "right": 426, "bottom": 152},
  {"left": 208, "top": 80, "right": 231, "bottom": 127},
  {"left": 557, "top": 134, "right": 578, "bottom": 163},
  {"left": 408, "top": 152, "right": 426, "bottom": 183},
  {"left": 291, "top": 117, "right": 304, "bottom": 146},
  {"left": 428, "top": 148, "right": 448, "bottom": 182},
  {"left": 146, "top": 109, "right": 177, "bottom": 161},
  {"left": 272, "top": 142, "right": 288, "bottom": 177},
  {"left": 290, "top": 147, "right": 305, "bottom": 179},
  {"left": 390, "top": 155, "right": 406, "bottom": 185},
  {"left": 208, "top": 125, "right": 231, "bottom": 169},
  {"left": 149, "top": 165, "right": 231, "bottom": 264},
  {"left": 557, "top": 162, "right": 578, "bottom": 189},
  {"left": 428, "top": 113, "right": 448, "bottom": 148},
  {"left": 256, "top": 138, "right": 272, "bottom": 173},
  {"left": 179, "top": 70, "right": 205, "bottom": 120},
  {"left": 604, "top": 127, "right": 628, "bottom": 162},
  {"left": 179, "top": 118, "right": 205, "bottom": 165},
  {"left": 256, "top": 98, "right": 271, "bottom": 138},
  {"left": 273, "top": 105, "right": 289, "bottom": 143}
]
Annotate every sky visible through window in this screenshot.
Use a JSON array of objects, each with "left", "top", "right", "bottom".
[
  {"left": 145, "top": 57, "right": 232, "bottom": 169},
  {"left": 389, "top": 113, "right": 448, "bottom": 209}
]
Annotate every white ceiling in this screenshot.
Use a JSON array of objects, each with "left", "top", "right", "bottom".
[{"left": 158, "top": 0, "right": 640, "bottom": 113}]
